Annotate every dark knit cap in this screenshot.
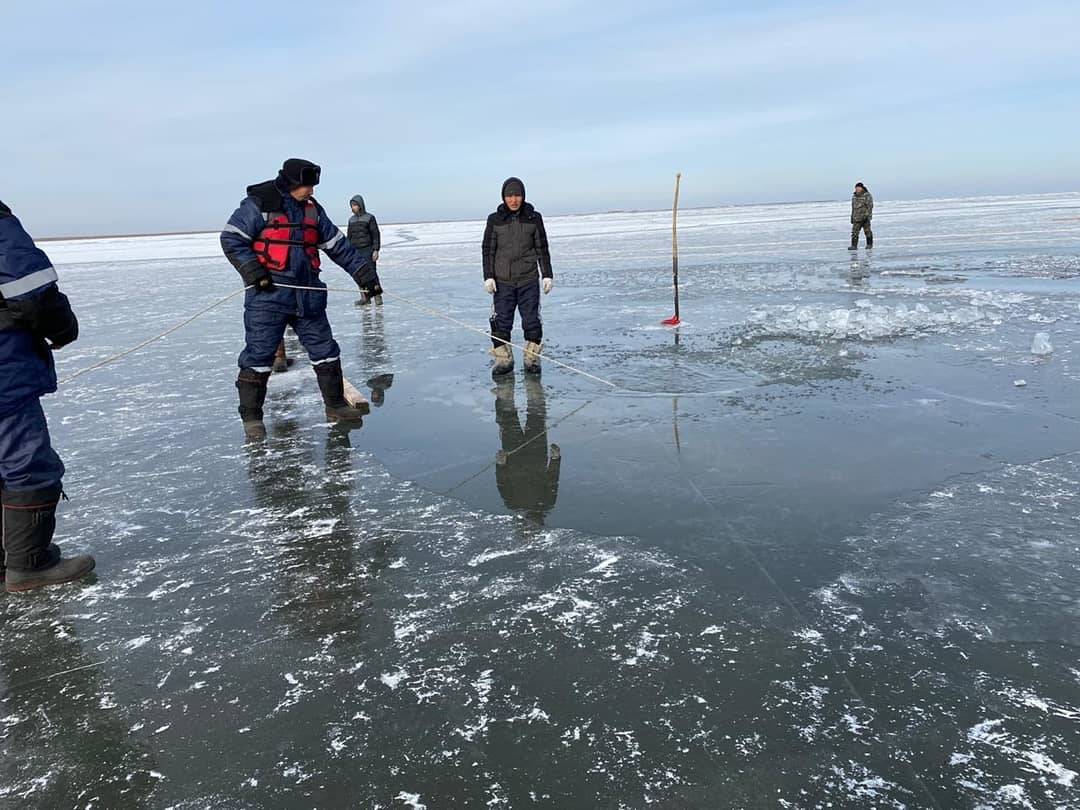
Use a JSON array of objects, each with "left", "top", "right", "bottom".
[
  {"left": 854, "top": 182, "right": 867, "bottom": 191},
  {"left": 280, "top": 158, "right": 322, "bottom": 189},
  {"left": 501, "top": 177, "right": 526, "bottom": 200}
]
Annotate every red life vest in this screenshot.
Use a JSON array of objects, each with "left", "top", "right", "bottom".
[{"left": 251, "top": 200, "right": 321, "bottom": 272}]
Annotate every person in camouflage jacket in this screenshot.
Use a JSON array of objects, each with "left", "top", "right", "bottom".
[{"left": 849, "top": 182, "right": 873, "bottom": 249}]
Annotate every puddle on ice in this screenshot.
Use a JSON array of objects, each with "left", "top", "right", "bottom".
[{"left": 1, "top": 194, "right": 1078, "bottom": 807}]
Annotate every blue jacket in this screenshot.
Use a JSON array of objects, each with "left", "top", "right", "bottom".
[
  {"left": 220, "top": 177, "right": 377, "bottom": 317},
  {"left": 0, "top": 201, "right": 78, "bottom": 417}
]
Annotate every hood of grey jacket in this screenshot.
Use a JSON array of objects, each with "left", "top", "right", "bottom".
[{"left": 349, "top": 195, "right": 366, "bottom": 218}]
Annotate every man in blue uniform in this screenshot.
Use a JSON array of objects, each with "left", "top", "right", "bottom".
[
  {"left": 221, "top": 159, "right": 382, "bottom": 439},
  {"left": 0, "top": 199, "right": 96, "bottom": 592}
]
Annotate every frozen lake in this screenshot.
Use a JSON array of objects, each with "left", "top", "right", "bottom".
[{"left": 3, "top": 193, "right": 1080, "bottom": 808}]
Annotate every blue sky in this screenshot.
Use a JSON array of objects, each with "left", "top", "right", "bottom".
[{"left": 4, "top": 0, "right": 1079, "bottom": 236}]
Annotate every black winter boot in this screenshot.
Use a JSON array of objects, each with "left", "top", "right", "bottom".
[
  {"left": 237, "top": 369, "right": 271, "bottom": 440},
  {"left": 3, "top": 487, "right": 95, "bottom": 593},
  {"left": 315, "top": 360, "right": 368, "bottom": 422}
]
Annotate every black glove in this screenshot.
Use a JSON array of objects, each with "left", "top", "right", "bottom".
[
  {"left": 355, "top": 269, "right": 383, "bottom": 301},
  {"left": 44, "top": 315, "right": 78, "bottom": 349},
  {"left": 5, "top": 287, "right": 79, "bottom": 348},
  {"left": 253, "top": 272, "right": 276, "bottom": 293}
]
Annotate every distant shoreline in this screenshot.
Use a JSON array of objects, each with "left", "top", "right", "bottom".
[
  {"left": 35, "top": 192, "right": 1079, "bottom": 242},
  {"left": 35, "top": 199, "right": 843, "bottom": 242}
]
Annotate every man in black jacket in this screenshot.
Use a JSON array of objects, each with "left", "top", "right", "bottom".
[
  {"left": 347, "top": 195, "right": 382, "bottom": 304},
  {"left": 482, "top": 177, "right": 553, "bottom": 377}
]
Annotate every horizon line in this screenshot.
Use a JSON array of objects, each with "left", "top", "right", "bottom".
[{"left": 36, "top": 190, "right": 1080, "bottom": 243}]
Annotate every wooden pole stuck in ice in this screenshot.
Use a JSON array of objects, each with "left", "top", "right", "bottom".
[{"left": 662, "top": 172, "right": 682, "bottom": 326}]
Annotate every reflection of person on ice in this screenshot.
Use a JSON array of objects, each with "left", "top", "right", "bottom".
[
  {"left": 221, "top": 158, "right": 381, "bottom": 440},
  {"left": 0, "top": 199, "right": 96, "bottom": 591},
  {"left": 494, "top": 378, "right": 561, "bottom": 525},
  {"left": 483, "top": 177, "right": 553, "bottom": 378},
  {"left": 347, "top": 195, "right": 382, "bottom": 305}
]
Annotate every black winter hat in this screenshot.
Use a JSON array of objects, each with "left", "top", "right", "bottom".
[
  {"left": 501, "top": 177, "right": 526, "bottom": 200},
  {"left": 280, "top": 158, "right": 322, "bottom": 189}
]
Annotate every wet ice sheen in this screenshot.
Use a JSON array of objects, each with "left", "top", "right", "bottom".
[{"left": 1, "top": 194, "right": 1079, "bottom": 808}]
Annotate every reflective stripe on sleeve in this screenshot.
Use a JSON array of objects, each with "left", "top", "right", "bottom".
[
  {"left": 221, "top": 224, "right": 253, "bottom": 241},
  {"left": 0, "top": 266, "right": 58, "bottom": 298},
  {"left": 318, "top": 231, "right": 344, "bottom": 250}
]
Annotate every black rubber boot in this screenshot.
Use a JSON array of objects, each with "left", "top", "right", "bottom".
[
  {"left": 315, "top": 360, "right": 367, "bottom": 422},
  {"left": 866, "top": 237, "right": 873, "bottom": 249},
  {"left": 3, "top": 487, "right": 95, "bottom": 593},
  {"left": 237, "top": 369, "right": 271, "bottom": 440}
]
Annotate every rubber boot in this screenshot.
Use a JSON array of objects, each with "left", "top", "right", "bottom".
[
  {"left": 315, "top": 360, "right": 367, "bottom": 423},
  {"left": 848, "top": 236, "right": 859, "bottom": 250},
  {"left": 523, "top": 341, "right": 543, "bottom": 375},
  {"left": 866, "top": 236, "right": 873, "bottom": 249},
  {"left": 272, "top": 341, "right": 289, "bottom": 374},
  {"left": 3, "top": 487, "right": 95, "bottom": 593},
  {"left": 492, "top": 330, "right": 516, "bottom": 380},
  {"left": 237, "top": 369, "right": 271, "bottom": 440}
]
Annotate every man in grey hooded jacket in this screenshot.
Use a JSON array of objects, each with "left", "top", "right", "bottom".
[{"left": 348, "top": 195, "right": 382, "bottom": 303}]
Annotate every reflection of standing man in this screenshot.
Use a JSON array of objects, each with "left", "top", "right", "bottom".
[
  {"left": 245, "top": 421, "right": 379, "bottom": 639},
  {"left": 849, "top": 182, "right": 874, "bottom": 250},
  {"left": 359, "top": 293, "right": 393, "bottom": 406},
  {"left": 493, "top": 379, "right": 561, "bottom": 524}
]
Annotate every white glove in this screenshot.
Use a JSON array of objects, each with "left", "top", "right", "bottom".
[
  {"left": 484, "top": 279, "right": 497, "bottom": 294},
  {"left": 542, "top": 277, "right": 553, "bottom": 295},
  {"left": 371, "top": 250, "right": 379, "bottom": 262}
]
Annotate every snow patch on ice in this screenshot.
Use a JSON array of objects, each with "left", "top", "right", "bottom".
[
  {"left": 744, "top": 297, "right": 1004, "bottom": 342},
  {"left": 381, "top": 669, "right": 409, "bottom": 690},
  {"left": 968, "top": 719, "right": 1076, "bottom": 787}
]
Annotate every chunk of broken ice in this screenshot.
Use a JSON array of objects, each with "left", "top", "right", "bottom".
[{"left": 1030, "top": 332, "right": 1053, "bottom": 356}]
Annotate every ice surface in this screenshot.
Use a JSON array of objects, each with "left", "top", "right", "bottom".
[{"left": 2, "top": 193, "right": 1079, "bottom": 808}]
